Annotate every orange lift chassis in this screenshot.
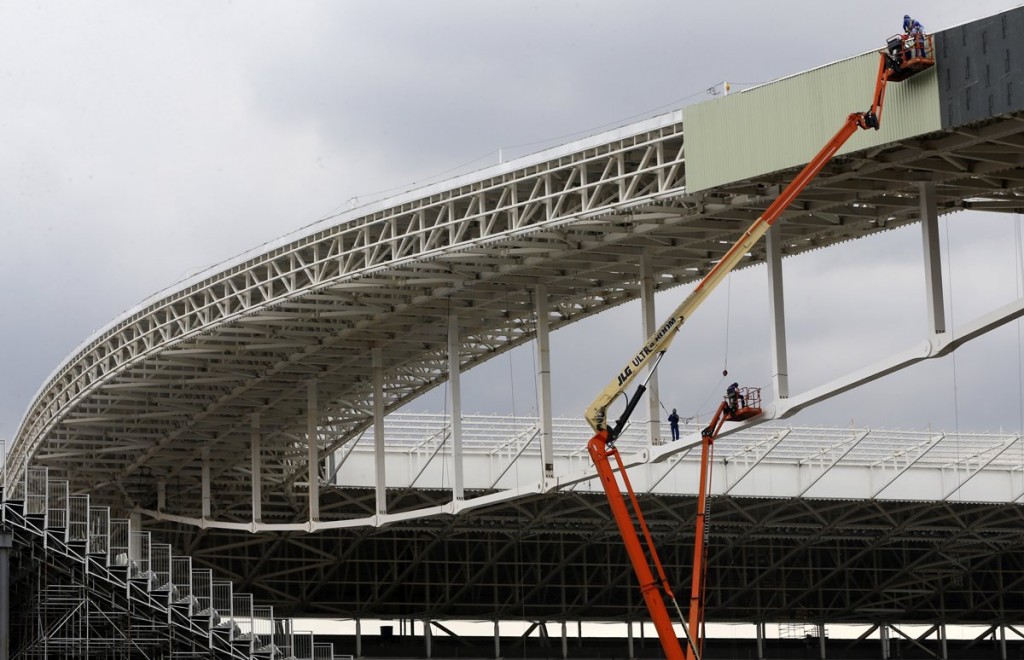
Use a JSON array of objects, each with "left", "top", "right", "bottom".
[{"left": 585, "top": 36, "right": 934, "bottom": 660}]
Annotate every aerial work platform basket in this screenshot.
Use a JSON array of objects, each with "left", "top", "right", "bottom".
[
  {"left": 884, "top": 33, "right": 935, "bottom": 82},
  {"left": 726, "top": 386, "right": 762, "bottom": 421}
]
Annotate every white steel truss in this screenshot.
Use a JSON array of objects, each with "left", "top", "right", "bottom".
[{"left": 9, "top": 109, "right": 1024, "bottom": 534}]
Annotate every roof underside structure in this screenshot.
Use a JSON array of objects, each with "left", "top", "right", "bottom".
[{"left": 8, "top": 7, "right": 1024, "bottom": 625}]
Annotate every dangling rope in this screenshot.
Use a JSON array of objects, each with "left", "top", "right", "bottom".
[
  {"left": 504, "top": 285, "right": 528, "bottom": 630},
  {"left": 722, "top": 273, "right": 733, "bottom": 378}
]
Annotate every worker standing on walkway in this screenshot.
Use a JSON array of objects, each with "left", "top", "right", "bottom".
[{"left": 668, "top": 408, "right": 680, "bottom": 441}]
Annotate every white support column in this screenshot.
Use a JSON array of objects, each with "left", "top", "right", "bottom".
[
  {"left": 201, "top": 447, "right": 211, "bottom": 519},
  {"left": 819, "top": 623, "right": 827, "bottom": 659},
  {"left": 627, "top": 620, "right": 635, "bottom": 660},
  {"left": 939, "top": 623, "right": 948, "bottom": 659},
  {"left": 766, "top": 224, "right": 790, "bottom": 399},
  {"left": 535, "top": 285, "right": 554, "bottom": 477},
  {"left": 1000, "top": 624, "right": 1007, "bottom": 660},
  {"left": 919, "top": 181, "right": 946, "bottom": 335},
  {"left": 448, "top": 309, "right": 465, "bottom": 500},
  {"left": 757, "top": 622, "right": 766, "bottom": 660},
  {"left": 424, "top": 617, "right": 432, "bottom": 659},
  {"left": 307, "top": 380, "right": 319, "bottom": 523},
  {"left": 373, "top": 347, "right": 387, "bottom": 516},
  {"left": 356, "top": 619, "right": 362, "bottom": 658},
  {"left": 494, "top": 620, "right": 501, "bottom": 659},
  {"left": 881, "top": 623, "right": 890, "bottom": 659},
  {"left": 251, "top": 413, "right": 262, "bottom": 523},
  {"left": 640, "top": 253, "right": 662, "bottom": 444},
  {"left": 561, "top": 621, "right": 568, "bottom": 659}
]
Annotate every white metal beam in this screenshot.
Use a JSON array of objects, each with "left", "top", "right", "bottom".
[
  {"left": 919, "top": 180, "right": 946, "bottom": 335},
  {"left": 307, "top": 380, "right": 319, "bottom": 523},
  {"left": 373, "top": 347, "right": 387, "bottom": 516},
  {"left": 535, "top": 284, "right": 554, "bottom": 478},
  {"left": 766, "top": 224, "right": 790, "bottom": 399},
  {"left": 448, "top": 309, "right": 464, "bottom": 500},
  {"left": 640, "top": 252, "right": 662, "bottom": 444},
  {"left": 251, "top": 413, "right": 262, "bottom": 524}
]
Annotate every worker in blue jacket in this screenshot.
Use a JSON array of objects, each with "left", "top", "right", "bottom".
[{"left": 903, "top": 15, "right": 926, "bottom": 58}]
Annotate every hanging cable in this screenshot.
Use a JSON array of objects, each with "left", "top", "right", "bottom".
[{"left": 722, "top": 273, "right": 733, "bottom": 378}]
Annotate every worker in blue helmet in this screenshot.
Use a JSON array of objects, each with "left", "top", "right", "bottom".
[{"left": 903, "top": 15, "right": 926, "bottom": 58}]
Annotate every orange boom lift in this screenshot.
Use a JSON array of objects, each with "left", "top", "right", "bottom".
[{"left": 584, "top": 35, "right": 933, "bottom": 660}]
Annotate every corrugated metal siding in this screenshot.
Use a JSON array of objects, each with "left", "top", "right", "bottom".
[
  {"left": 937, "top": 7, "right": 1024, "bottom": 128},
  {"left": 684, "top": 52, "right": 941, "bottom": 193}
]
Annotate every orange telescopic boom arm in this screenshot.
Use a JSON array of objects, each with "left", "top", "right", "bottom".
[{"left": 585, "top": 38, "right": 933, "bottom": 660}]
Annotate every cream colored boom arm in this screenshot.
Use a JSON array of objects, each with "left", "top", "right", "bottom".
[{"left": 584, "top": 99, "right": 889, "bottom": 434}]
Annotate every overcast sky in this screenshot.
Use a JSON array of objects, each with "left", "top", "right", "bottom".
[{"left": 3, "top": 0, "right": 1023, "bottom": 445}]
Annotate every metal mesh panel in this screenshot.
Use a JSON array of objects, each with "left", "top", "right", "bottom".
[
  {"left": 171, "top": 556, "right": 193, "bottom": 608},
  {"left": 88, "top": 507, "right": 109, "bottom": 556},
  {"left": 150, "top": 543, "right": 172, "bottom": 590},
  {"left": 108, "top": 518, "right": 129, "bottom": 566},
  {"left": 233, "top": 592, "right": 254, "bottom": 651},
  {"left": 130, "top": 530, "right": 151, "bottom": 580},
  {"left": 293, "top": 631, "right": 315, "bottom": 660},
  {"left": 212, "top": 580, "right": 233, "bottom": 623},
  {"left": 192, "top": 568, "right": 213, "bottom": 617},
  {"left": 47, "top": 479, "right": 68, "bottom": 530},
  {"left": 25, "top": 467, "right": 47, "bottom": 516},
  {"left": 274, "top": 618, "right": 294, "bottom": 658},
  {"left": 253, "top": 605, "right": 275, "bottom": 653},
  {"left": 314, "top": 643, "right": 335, "bottom": 659},
  {"left": 67, "top": 495, "right": 89, "bottom": 544}
]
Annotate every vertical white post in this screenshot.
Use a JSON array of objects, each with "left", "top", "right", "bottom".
[
  {"left": 0, "top": 531, "right": 11, "bottom": 660},
  {"left": 1000, "top": 624, "right": 1007, "bottom": 660},
  {"left": 881, "top": 623, "right": 890, "bottom": 659},
  {"left": 251, "top": 413, "right": 262, "bottom": 523},
  {"left": 627, "top": 620, "right": 635, "bottom": 660},
  {"left": 757, "top": 621, "right": 766, "bottom": 660},
  {"left": 919, "top": 181, "right": 946, "bottom": 335},
  {"left": 535, "top": 284, "right": 554, "bottom": 477},
  {"left": 201, "top": 447, "right": 211, "bottom": 519},
  {"left": 819, "top": 623, "right": 827, "bottom": 659},
  {"left": 448, "top": 309, "right": 465, "bottom": 500},
  {"left": 766, "top": 224, "right": 790, "bottom": 399},
  {"left": 939, "top": 623, "right": 948, "bottom": 659},
  {"left": 356, "top": 618, "right": 362, "bottom": 658},
  {"left": 561, "top": 621, "right": 568, "bottom": 659},
  {"left": 307, "top": 380, "right": 319, "bottom": 523},
  {"left": 373, "top": 347, "right": 387, "bottom": 516},
  {"left": 494, "top": 620, "right": 501, "bottom": 659},
  {"left": 424, "top": 618, "right": 432, "bottom": 658},
  {"left": 640, "top": 253, "right": 662, "bottom": 443}
]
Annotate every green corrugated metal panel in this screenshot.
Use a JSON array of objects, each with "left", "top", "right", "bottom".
[{"left": 683, "top": 52, "right": 941, "bottom": 193}]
